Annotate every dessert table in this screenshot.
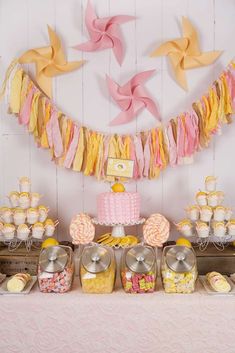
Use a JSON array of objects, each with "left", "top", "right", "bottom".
[{"left": 1, "top": 277, "right": 235, "bottom": 353}]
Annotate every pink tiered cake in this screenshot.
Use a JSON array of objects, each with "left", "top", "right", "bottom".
[{"left": 97, "top": 192, "right": 140, "bottom": 224}]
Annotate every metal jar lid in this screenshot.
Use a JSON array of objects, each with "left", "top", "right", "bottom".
[
  {"left": 125, "top": 244, "right": 155, "bottom": 274},
  {"left": 82, "top": 245, "right": 111, "bottom": 274},
  {"left": 39, "top": 246, "right": 68, "bottom": 273},
  {"left": 165, "top": 245, "right": 195, "bottom": 273}
]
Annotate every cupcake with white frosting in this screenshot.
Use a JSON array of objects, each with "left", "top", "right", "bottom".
[
  {"left": 207, "top": 192, "right": 220, "bottom": 207},
  {"left": 186, "top": 206, "right": 200, "bottom": 221},
  {"left": 30, "top": 193, "right": 42, "bottom": 208},
  {"left": 17, "top": 224, "right": 30, "bottom": 241},
  {"left": 44, "top": 219, "right": 56, "bottom": 237},
  {"left": 196, "top": 221, "right": 210, "bottom": 238},
  {"left": 2, "top": 207, "right": 13, "bottom": 223},
  {"left": 19, "top": 177, "right": 31, "bottom": 192},
  {"left": 26, "top": 208, "right": 39, "bottom": 225},
  {"left": 196, "top": 191, "right": 207, "bottom": 206},
  {"left": 213, "top": 222, "right": 226, "bottom": 238},
  {"left": 200, "top": 206, "right": 213, "bottom": 222},
  {"left": 19, "top": 192, "right": 30, "bottom": 209},
  {"left": 225, "top": 208, "right": 233, "bottom": 221},
  {"left": 8, "top": 191, "right": 19, "bottom": 207},
  {"left": 38, "top": 205, "right": 49, "bottom": 223},
  {"left": 205, "top": 176, "right": 217, "bottom": 192},
  {"left": 214, "top": 206, "right": 226, "bottom": 222},
  {"left": 13, "top": 208, "right": 26, "bottom": 225},
  {"left": 2, "top": 224, "right": 15, "bottom": 240},
  {"left": 32, "top": 222, "right": 44, "bottom": 239},
  {"left": 227, "top": 220, "right": 235, "bottom": 236},
  {"left": 176, "top": 219, "right": 193, "bottom": 237}
]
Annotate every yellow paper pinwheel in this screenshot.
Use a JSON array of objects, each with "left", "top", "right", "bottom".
[
  {"left": 19, "top": 25, "right": 85, "bottom": 98},
  {"left": 150, "top": 17, "right": 222, "bottom": 90}
]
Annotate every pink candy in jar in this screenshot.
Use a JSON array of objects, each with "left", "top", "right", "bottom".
[{"left": 38, "top": 265, "right": 74, "bottom": 293}]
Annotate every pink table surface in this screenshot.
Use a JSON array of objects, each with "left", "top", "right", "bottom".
[{"left": 1, "top": 277, "right": 235, "bottom": 353}]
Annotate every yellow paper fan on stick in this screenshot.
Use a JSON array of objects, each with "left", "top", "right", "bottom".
[
  {"left": 19, "top": 25, "right": 85, "bottom": 98},
  {"left": 150, "top": 17, "right": 222, "bottom": 90}
]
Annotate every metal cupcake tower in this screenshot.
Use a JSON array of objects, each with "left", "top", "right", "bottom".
[
  {"left": 0, "top": 178, "right": 58, "bottom": 252},
  {"left": 176, "top": 177, "right": 233, "bottom": 251}
]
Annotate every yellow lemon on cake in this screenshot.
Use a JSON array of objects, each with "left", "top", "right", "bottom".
[
  {"left": 111, "top": 183, "right": 125, "bottom": 193},
  {"left": 41, "top": 237, "right": 59, "bottom": 249},
  {"left": 176, "top": 237, "right": 192, "bottom": 248}
]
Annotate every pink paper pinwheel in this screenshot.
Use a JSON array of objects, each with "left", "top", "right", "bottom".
[
  {"left": 107, "top": 70, "right": 161, "bottom": 126},
  {"left": 73, "top": 0, "right": 135, "bottom": 65}
]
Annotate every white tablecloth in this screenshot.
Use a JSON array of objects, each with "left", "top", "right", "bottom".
[{"left": 1, "top": 277, "right": 235, "bottom": 353}]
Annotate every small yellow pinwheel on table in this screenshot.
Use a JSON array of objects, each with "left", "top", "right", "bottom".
[{"left": 150, "top": 17, "right": 222, "bottom": 90}]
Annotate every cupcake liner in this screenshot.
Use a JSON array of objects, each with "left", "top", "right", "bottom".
[
  {"left": 27, "top": 215, "right": 39, "bottom": 225},
  {"left": 32, "top": 229, "right": 44, "bottom": 239}
]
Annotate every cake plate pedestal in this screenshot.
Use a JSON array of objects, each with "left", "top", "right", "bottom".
[{"left": 92, "top": 218, "right": 145, "bottom": 238}]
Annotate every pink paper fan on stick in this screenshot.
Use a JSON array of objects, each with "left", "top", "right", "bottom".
[{"left": 73, "top": 0, "right": 135, "bottom": 65}]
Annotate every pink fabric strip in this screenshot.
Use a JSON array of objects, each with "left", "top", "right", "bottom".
[
  {"left": 46, "top": 109, "right": 63, "bottom": 158},
  {"left": 176, "top": 117, "right": 185, "bottom": 159},
  {"left": 184, "top": 113, "right": 196, "bottom": 156},
  {"left": 64, "top": 124, "right": 80, "bottom": 168},
  {"left": 134, "top": 134, "right": 144, "bottom": 179},
  {"left": 166, "top": 123, "right": 177, "bottom": 166},
  {"left": 191, "top": 111, "right": 199, "bottom": 151},
  {"left": 143, "top": 133, "right": 151, "bottom": 177},
  {"left": 18, "top": 87, "right": 35, "bottom": 125}
]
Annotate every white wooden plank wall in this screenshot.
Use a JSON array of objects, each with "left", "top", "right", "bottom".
[{"left": 0, "top": 0, "right": 235, "bottom": 241}]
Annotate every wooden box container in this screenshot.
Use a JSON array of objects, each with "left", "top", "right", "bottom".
[{"left": 0, "top": 246, "right": 40, "bottom": 275}]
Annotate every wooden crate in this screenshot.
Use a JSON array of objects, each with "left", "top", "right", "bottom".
[{"left": 0, "top": 246, "right": 40, "bottom": 275}]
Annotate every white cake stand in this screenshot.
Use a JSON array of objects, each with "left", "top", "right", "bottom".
[{"left": 92, "top": 218, "right": 145, "bottom": 237}]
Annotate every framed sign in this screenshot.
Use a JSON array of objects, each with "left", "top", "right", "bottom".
[{"left": 106, "top": 158, "right": 134, "bottom": 178}]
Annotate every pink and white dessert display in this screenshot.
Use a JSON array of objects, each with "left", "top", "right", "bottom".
[
  {"left": 97, "top": 191, "right": 140, "bottom": 224},
  {"left": 8, "top": 191, "right": 19, "bottom": 207},
  {"left": 186, "top": 206, "right": 200, "bottom": 221},
  {"left": 13, "top": 208, "right": 26, "bottom": 225},
  {"left": 205, "top": 176, "right": 217, "bottom": 192},
  {"left": 196, "top": 222, "right": 210, "bottom": 238},
  {"left": 196, "top": 192, "right": 207, "bottom": 206},
  {"left": 200, "top": 206, "right": 213, "bottom": 222},
  {"left": 19, "top": 192, "right": 30, "bottom": 209},
  {"left": 17, "top": 224, "right": 30, "bottom": 241},
  {"left": 2, "top": 224, "right": 15, "bottom": 240},
  {"left": 30, "top": 192, "right": 42, "bottom": 208},
  {"left": 32, "top": 222, "right": 44, "bottom": 239},
  {"left": 26, "top": 208, "right": 39, "bottom": 225},
  {"left": 212, "top": 222, "right": 226, "bottom": 238},
  {"left": 19, "top": 177, "right": 31, "bottom": 192},
  {"left": 38, "top": 205, "right": 49, "bottom": 223},
  {"left": 213, "top": 206, "right": 226, "bottom": 222}
]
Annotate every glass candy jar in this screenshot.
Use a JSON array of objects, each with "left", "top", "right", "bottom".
[
  {"left": 161, "top": 245, "right": 197, "bottom": 294},
  {"left": 121, "top": 244, "right": 157, "bottom": 293},
  {"left": 80, "top": 244, "right": 116, "bottom": 294},
  {"left": 38, "top": 245, "right": 74, "bottom": 293}
]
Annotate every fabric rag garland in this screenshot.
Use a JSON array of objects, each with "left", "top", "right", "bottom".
[{"left": 3, "top": 60, "right": 235, "bottom": 181}]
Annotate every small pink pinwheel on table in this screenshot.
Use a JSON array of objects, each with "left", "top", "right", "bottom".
[
  {"left": 73, "top": 0, "right": 135, "bottom": 65},
  {"left": 107, "top": 70, "right": 161, "bottom": 126}
]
